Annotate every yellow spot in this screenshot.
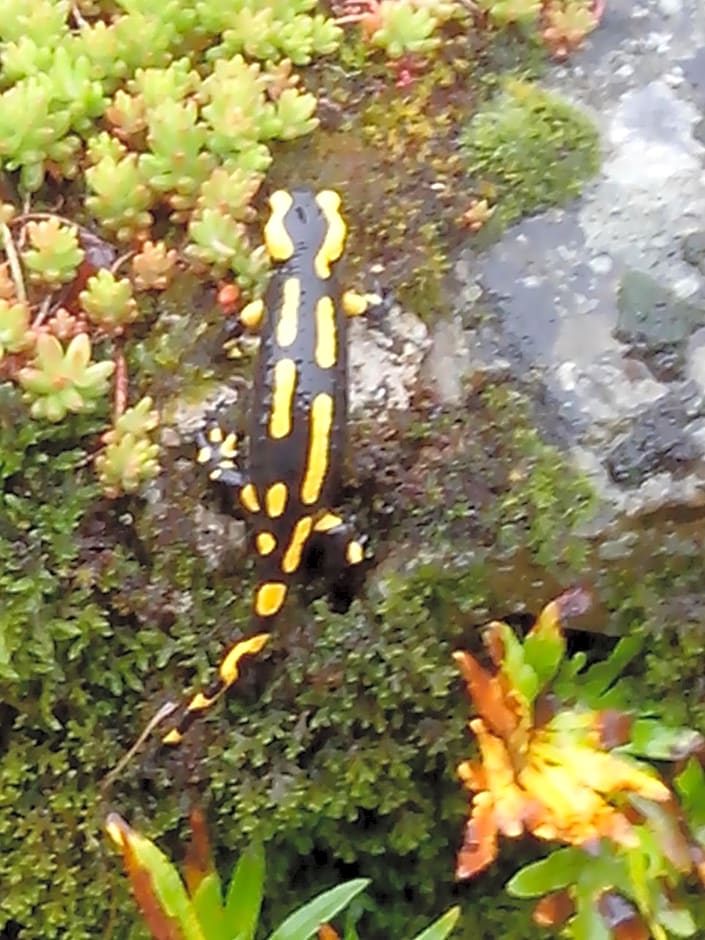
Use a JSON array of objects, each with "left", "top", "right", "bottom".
[
  {"left": 240, "top": 483, "right": 260, "bottom": 513},
  {"left": 197, "top": 445, "right": 212, "bottom": 464},
  {"left": 301, "top": 393, "right": 333, "bottom": 505},
  {"left": 186, "top": 691, "right": 213, "bottom": 712},
  {"left": 315, "top": 296, "right": 337, "bottom": 368},
  {"left": 209, "top": 468, "right": 222, "bottom": 481},
  {"left": 315, "top": 190, "right": 346, "bottom": 278},
  {"left": 266, "top": 482, "right": 288, "bottom": 518},
  {"left": 208, "top": 426, "right": 224, "bottom": 444},
  {"left": 162, "top": 728, "right": 182, "bottom": 746},
  {"left": 255, "top": 582, "right": 287, "bottom": 618},
  {"left": 265, "top": 191, "right": 294, "bottom": 261},
  {"left": 256, "top": 532, "right": 277, "bottom": 555},
  {"left": 282, "top": 515, "right": 313, "bottom": 574},
  {"left": 276, "top": 278, "right": 300, "bottom": 347},
  {"left": 342, "top": 290, "right": 369, "bottom": 317},
  {"left": 219, "top": 459, "right": 235, "bottom": 469},
  {"left": 220, "top": 632, "right": 271, "bottom": 684},
  {"left": 240, "top": 298, "right": 264, "bottom": 330},
  {"left": 346, "top": 540, "right": 365, "bottom": 565},
  {"left": 220, "top": 433, "right": 238, "bottom": 459},
  {"left": 314, "top": 511, "right": 343, "bottom": 533},
  {"left": 269, "top": 358, "right": 297, "bottom": 439}
]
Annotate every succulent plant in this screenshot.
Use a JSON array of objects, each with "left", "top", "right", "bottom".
[
  {"left": 365, "top": 0, "right": 443, "bottom": 58},
  {"left": 200, "top": 0, "right": 342, "bottom": 65},
  {"left": 185, "top": 207, "right": 250, "bottom": 272},
  {"left": 17, "top": 331, "right": 114, "bottom": 421},
  {"left": 477, "top": 0, "right": 541, "bottom": 25},
  {"left": 95, "top": 395, "right": 160, "bottom": 497},
  {"left": 542, "top": 0, "right": 598, "bottom": 59},
  {"left": 131, "top": 240, "right": 178, "bottom": 291},
  {"left": 85, "top": 133, "right": 154, "bottom": 241},
  {"left": 196, "top": 163, "right": 262, "bottom": 221},
  {"left": 0, "top": 262, "right": 17, "bottom": 300},
  {"left": 138, "top": 98, "right": 214, "bottom": 202},
  {"left": 45, "top": 306, "right": 86, "bottom": 341},
  {"left": 0, "top": 298, "right": 33, "bottom": 359},
  {"left": 21, "top": 217, "right": 85, "bottom": 287},
  {"left": 79, "top": 269, "right": 139, "bottom": 333}
]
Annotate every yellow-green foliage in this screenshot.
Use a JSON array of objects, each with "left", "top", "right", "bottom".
[{"left": 461, "top": 79, "right": 600, "bottom": 227}]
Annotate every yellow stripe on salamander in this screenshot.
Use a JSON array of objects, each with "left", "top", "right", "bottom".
[
  {"left": 301, "top": 393, "right": 333, "bottom": 505},
  {"left": 282, "top": 516, "right": 313, "bottom": 574},
  {"left": 269, "top": 358, "right": 297, "bottom": 439},
  {"left": 314, "top": 190, "right": 346, "bottom": 279},
  {"left": 276, "top": 278, "right": 300, "bottom": 347},
  {"left": 315, "top": 295, "right": 337, "bottom": 368},
  {"left": 264, "top": 191, "right": 295, "bottom": 261}
]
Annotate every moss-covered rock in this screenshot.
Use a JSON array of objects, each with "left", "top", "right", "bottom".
[{"left": 461, "top": 78, "right": 600, "bottom": 228}]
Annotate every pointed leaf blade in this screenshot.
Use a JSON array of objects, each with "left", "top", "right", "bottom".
[
  {"left": 267, "top": 879, "right": 370, "bottom": 940},
  {"left": 224, "top": 842, "right": 265, "bottom": 940},
  {"left": 408, "top": 906, "right": 461, "bottom": 940}
]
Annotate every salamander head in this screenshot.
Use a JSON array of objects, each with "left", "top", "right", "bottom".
[{"left": 264, "top": 188, "right": 347, "bottom": 278}]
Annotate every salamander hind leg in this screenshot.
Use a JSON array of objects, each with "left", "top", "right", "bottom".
[
  {"left": 307, "top": 511, "right": 372, "bottom": 613},
  {"left": 195, "top": 423, "right": 244, "bottom": 489}
]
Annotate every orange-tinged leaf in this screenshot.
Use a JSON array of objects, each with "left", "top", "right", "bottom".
[
  {"left": 596, "top": 709, "right": 633, "bottom": 749},
  {"left": 456, "top": 792, "right": 498, "bottom": 880},
  {"left": 532, "top": 890, "right": 574, "bottom": 927},
  {"left": 318, "top": 925, "right": 340, "bottom": 940},
  {"left": 452, "top": 651, "right": 520, "bottom": 738},
  {"left": 184, "top": 806, "right": 213, "bottom": 896},
  {"left": 470, "top": 719, "right": 515, "bottom": 792},
  {"left": 106, "top": 814, "right": 188, "bottom": 940},
  {"left": 598, "top": 891, "right": 649, "bottom": 940},
  {"left": 457, "top": 758, "right": 486, "bottom": 793}
]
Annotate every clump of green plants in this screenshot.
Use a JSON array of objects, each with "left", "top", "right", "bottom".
[
  {"left": 17, "top": 330, "right": 114, "bottom": 422},
  {"left": 95, "top": 395, "right": 160, "bottom": 497},
  {"left": 455, "top": 588, "right": 705, "bottom": 939},
  {"left": 0, "top": 1, "right": 340, "bottom": 286},
  {"left": 107, "top": 807, "right": 460, "bottom": 940},
  {"left": 461, "top": 78, "right": 599, "bottom": 229}
]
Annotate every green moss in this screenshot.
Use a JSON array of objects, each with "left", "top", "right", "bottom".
[{"left": 461, "top": 78, "right": 600, "bottom": 227}]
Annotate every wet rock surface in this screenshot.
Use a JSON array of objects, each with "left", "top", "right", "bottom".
[{"left": 442, "top": 0, "right": 705, "bottom": 522}]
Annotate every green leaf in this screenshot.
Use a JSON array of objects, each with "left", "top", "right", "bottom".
[
  {"left": 523, "top": 626, "right": 564, "bottom": 691},
  {"left": 267, "top": 879, "right": 370, "bottom": 940},
  {"left": 657, "top": 904, "right": 696, "bottom": 937},
  {"left": 126, "top": 829, "right": 207, "bottom": 940},
  {"left": 224, "top": 842, "right": 265, "bottom": 940},
  {"left": 675, "top": 759, "right": 705, "bottom": 843},
  {"left": 506, "top": 848, "right": 586, "bottom": 898},
  {"left": 498, "top": 622, "right": 539, "bottom": 706},
  {"left": 579, "top": 634, "right": 644, "bottom": 701},
  {"left": 572, "top": 894, "right": 610, "bottom": 940},
  {"left": 408, "top": 906, "right": 460, "bottom": 940},
  {"left": 624, "top": 719, "right": 704, "bottom": 761},
  {"left": 192, "top": 872, "right": 226, "bottom": 940}
]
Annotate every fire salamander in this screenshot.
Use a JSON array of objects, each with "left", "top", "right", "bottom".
[{"left": 162, "top": 189, "right": 380, "bottom": 745}]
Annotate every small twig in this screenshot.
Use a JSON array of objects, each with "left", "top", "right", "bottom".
[
  {"left": 70, "top": 2, "right": 89, "bottom": 29},
  {"left": 113, "top": 344, "right": 128, "bottom": 421},
  {"left": 110, "top": 248, "right": 135, "bottom": 277},
  {"left": 10, "top": 210, "right": 80, "bottom": 229},
  {"left": 32, "top": 294, "right": 53, "bottom": 330},
  {"left": 99, "top": 699, "right": 178, "bottom": 795},
  {"left": 1, "top": 221, "right": 26, "bottom": 303}
]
